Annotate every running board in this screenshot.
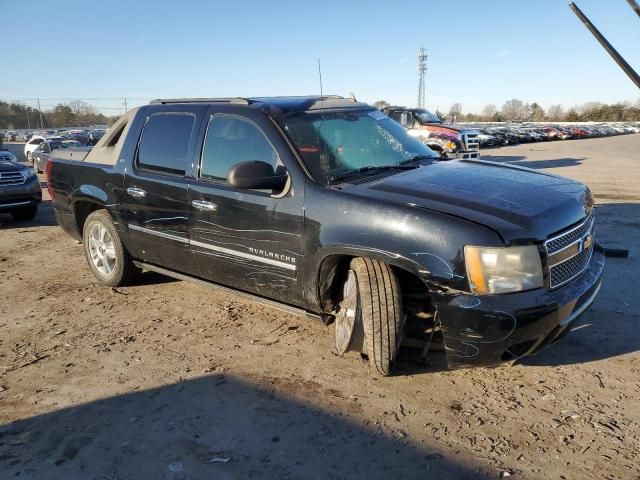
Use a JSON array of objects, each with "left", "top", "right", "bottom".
[{"left": 133, "top": 261, "right": 323, "bottom": 322}]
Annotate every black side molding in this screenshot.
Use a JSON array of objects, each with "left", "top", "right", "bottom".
[{"left": 133, "top": 261, "right": 324, "bottom": 322}]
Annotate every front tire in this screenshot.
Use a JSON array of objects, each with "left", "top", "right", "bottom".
[
  {"left": 347, "top": 258, "right": 404, "bottom": 376},
  {"left": 83, "top": 210, "right": 140, "bottom": 287}
]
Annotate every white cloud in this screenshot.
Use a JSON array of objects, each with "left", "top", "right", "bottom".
[{"left": 494, "top": 49, "right": 515, "bottom": 57}]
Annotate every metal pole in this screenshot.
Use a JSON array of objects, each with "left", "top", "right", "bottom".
[
  {"left": 569, "top": 2, "right": 640, "bottom": 89},
  {"left": 123, "top": 97, "right": 128, "bottom": 113},
  {"left": 37, "top": 98, "right": 45, "bottom": 129},
  {"left": 627, "top": 0, "right": 640, "bottom": 19}
]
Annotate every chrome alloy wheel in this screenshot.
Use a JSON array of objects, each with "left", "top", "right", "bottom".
[
  {"left": 335, "top": 270, "right": 361, "bottom": 354},
  {"left": 88, "top": 224, "right": 116, "bottom": 276}
]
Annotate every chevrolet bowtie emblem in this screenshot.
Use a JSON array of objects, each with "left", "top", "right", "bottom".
[{"left": 578, "top": 233, "right": 593, "bottom": 253}]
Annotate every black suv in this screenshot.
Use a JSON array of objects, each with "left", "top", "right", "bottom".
[{"left": 47, "top": 96, "right": 604, "bottom": 375}]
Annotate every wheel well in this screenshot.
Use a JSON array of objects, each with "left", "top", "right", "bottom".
[
  {"left": 74, "top": 201, "right": 104, "bottom": 235},
  {"left": 317, "top": 255, "right": 433, "bottom": 319}
]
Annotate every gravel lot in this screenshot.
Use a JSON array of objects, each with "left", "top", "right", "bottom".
[{"left": 1, "top": 135, "right": 638, "bottom": 479}]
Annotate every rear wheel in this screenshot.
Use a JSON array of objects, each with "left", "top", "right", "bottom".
[
  {"left": 336, "top": 257, "right": 404, "bottom": 376},
  {"left": 83, "top": 210, "right": 140, "bottom": 287}
]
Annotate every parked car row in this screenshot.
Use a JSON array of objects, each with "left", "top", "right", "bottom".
[
  {"left": 1, "top": 127, "right": 109, "bottom": 146},
  {"left": 465, "top": 122, "right": 640, "bottom": 147}
]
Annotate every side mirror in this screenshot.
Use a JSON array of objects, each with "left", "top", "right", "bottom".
[{"left": 227, "top": 161, "right": 287, "bottom": 191}]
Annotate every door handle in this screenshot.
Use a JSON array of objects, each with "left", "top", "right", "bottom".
[
  {"left": 191, "top": 200, "right": 217, "bottom": 212},
  {"left": 127, "top": 187, "right": 147, "bottom": 198}
]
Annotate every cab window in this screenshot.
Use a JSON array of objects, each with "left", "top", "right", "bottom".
[
  {"left": 199, "top": 115, "right": 278, "bottom": 183},
  {"left": 137, "top": 113, "right": 195, "bottom": 175}
]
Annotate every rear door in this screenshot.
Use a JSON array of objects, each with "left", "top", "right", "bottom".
[
  {"left": 187, "top": 106, "right": 305, "bottom": 306},
  {"left": 123, "top": 105, "right": 206, "bottom": 275}
]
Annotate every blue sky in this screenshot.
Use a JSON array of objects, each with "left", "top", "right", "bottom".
[{"left": 2, "top": 0, "right": 639, "bottom": 115}]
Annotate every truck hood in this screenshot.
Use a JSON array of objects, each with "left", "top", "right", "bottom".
[{"left": 347, "top": 159, "right": 593, "bottom": 243}]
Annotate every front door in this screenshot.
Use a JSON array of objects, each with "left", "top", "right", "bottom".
[
  {"left": 188, "top": 109, "right": 305, "bottom": 307},
  {"left": 123, "top": 108, "right": 203, "bottom": 274}
]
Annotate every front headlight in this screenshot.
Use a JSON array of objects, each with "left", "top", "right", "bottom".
[
  {"left": 464, "top": 245, "right": 543, "bottom": 294},
  {"left": 20, "top": 167, "right": 37, "bottom": 179}
]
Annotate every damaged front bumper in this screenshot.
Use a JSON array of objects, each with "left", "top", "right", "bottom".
[{"left": 434, "top": 244, "right": 605, "bottom": 369}]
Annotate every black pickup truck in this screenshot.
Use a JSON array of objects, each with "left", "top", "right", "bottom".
[{"left": 47, "top": 96, "right": 604, "bottom": 375}]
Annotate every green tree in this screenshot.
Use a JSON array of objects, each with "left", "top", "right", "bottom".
[
  {"left": 565, "top": 109, "right": 580, "bottom": 122},
  {"left": 529, "top": 102, "right": 546, "bottom": 121},
  {"left": 49, "top": 104, "right": 75, "bottom": 127}
]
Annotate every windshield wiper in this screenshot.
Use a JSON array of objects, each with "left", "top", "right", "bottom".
[
  {"left": 400, "top": 154, "right": 438, "bottom": 165},
  {"left": 330, "top": 164, "right": 417, "bottom": 184}
]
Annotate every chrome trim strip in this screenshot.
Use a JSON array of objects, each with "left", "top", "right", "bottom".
[
  {"left": 134, "top": 261, "right": 317, "bottom": 319},
  {"left": 545, "top": 213, "right": 594, "bottom": 252},
  {"left": 128, "top": 224, "right": 296, "bottom": 271},
  {"left": 0, "top": 200, "right": 32, "bottom": 208},
  {"left": 560, "top": 281, "right": 602, "bottom": 326},
  {"left": 128, "top": 224, "right": 189, "bottom": 243},
  {"left": 191, "top": 239, "right": 296, "bottom": 271}
]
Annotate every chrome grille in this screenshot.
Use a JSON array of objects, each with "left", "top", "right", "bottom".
[
  {"left": 546, "top": 214, "right": 595, "bottom": 254},
  {"left": 462, "top": 133, "right": 480, "bottom": 151},
  {"left": 545, "top": 213, "right": 595, "bottom": 289},
  {"left": 549, "top": 248, "right": 593, "bottom": 289},
  {"left": 0, "top": 172, "right": 25, "bottom": 186}
]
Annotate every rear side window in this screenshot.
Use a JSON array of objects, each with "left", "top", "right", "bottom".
[
  {"left": 137, "top": 113, "right": 195, "bottom": 175},
  {"left": 200, "top": 115, "right": 278, "bottom": 182}
]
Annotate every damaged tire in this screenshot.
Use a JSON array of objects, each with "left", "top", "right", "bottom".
[{"left": 344, "top": 257, "right": 404, "bottom": 376}]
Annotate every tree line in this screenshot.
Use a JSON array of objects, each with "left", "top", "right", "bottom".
[
  {"left": 0, "top": 100, "right": 120, "bottom": 130},
  {"left": 373, "top": 99, "right": 640, "bottom": 122}
]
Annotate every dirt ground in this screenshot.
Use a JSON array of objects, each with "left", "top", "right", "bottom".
[{"left": 1, "top": 135, "right": 639, "bottom": 479}]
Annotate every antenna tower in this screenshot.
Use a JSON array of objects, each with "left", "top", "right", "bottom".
[{"left": 417, "top": 48, "right": 427, "bottom": 108}]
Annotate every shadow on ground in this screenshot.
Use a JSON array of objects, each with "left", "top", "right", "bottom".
[
  {"left": 482, "top": 155, "right": 585, "bottom": 169},
  {"left": 0, "top": 200, "right": 57, "bottom": 229},
  {"left": 0, "top": 375, "right": 484, "bottom": 479}
]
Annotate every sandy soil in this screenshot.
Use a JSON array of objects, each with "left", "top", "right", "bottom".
[{"left": 1, "top": 135, "right": 639, "bottom": 479}]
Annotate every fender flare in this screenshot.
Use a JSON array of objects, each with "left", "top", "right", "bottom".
[{"left": 311, "top": 244, "right": 449, "bottom": 313}]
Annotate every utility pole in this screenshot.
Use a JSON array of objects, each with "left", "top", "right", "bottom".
[
  {"left": 569, "top": 2, "right": 640, "bottom": 89},
  {"left": 417, "top": 47, "right": 427, "bottom": 109},
  {"left": 123, "top": 97, "right": 128, "bottom": 113},
  {"left": 37, "top": 98, "right": 44, "bottom": 129},
  {"left": 26, "top": 110, "right": 31, "bottom": 129}
]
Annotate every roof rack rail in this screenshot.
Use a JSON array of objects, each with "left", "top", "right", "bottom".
[{"left": 150, "top": 97, "right": 251, "bottom": 105}]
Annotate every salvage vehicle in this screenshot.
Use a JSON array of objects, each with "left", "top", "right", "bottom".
[
  {"left": 32, "top": 138, "right": 89, "bottom": 173},
  {"left": 0, "top": 159, "right": 41, "bottom": 220},
  {"left": 47, "top": 96, "right": 604, "bottom": 375},
  {"left": 382, "top": 106, "right": 480, "bottom": 159}
]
